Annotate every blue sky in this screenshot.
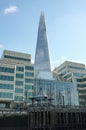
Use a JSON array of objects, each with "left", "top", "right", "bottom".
[{"left": 0, "top": 0, "right": 86, "bottom": 69}]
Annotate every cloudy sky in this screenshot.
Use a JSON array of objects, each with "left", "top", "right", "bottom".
[{"left": 0, "top": 0, "right": 86, "bottom": 69}]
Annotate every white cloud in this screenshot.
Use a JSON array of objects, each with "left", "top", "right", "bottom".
[{"left": 4, "top": 6, "right": 18, "bottom": 14}]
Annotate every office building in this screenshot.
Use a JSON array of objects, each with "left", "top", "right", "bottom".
[
  {"left": 53, "top": 61, "right": 86, "bottom": 105},
  {"left": 0, "top": 50, "right": 34, "bottom": 108}
]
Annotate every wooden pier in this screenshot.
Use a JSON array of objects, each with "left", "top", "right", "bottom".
[
  {"left": 0, "top": 106, "right": 86, "bottom": 130},
  {"left": 28, "top": 106, "right": 86, "bottom": 130}
]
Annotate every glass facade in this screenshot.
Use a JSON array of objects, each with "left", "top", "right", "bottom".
[
  {"left": 34, "top": 13, "right": 51, "bottom": 71},
  {"left": 34, "top": 79, "right": 78, "bottom": 106}
]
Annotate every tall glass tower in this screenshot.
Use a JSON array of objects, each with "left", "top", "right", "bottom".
[
  {"left": 35, "top": 13, "right": 51, "bottom": 72},
  {"left": 34, "top": 13, "right": 79, "bottom": 106}
]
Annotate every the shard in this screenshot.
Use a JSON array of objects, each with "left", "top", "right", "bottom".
[
  {"left": 35, "top": 13, "right": 51, "bottom": 72},
  {"left": 34, "top": 13, "right": 53, "bottom": 79}
]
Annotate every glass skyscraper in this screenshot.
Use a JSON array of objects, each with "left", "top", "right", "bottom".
[
  {"left": 34, "top": 13, "right": 53, "bottom": 80},
  {"left": 34, "top": 13, "right": 79, "bottom": 106},
  {"left": 35, "top": 12, "right": 51, "bottom": 72}
]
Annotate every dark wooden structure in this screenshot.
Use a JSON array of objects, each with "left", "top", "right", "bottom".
[
  {"left": 0, "top": 106, "right": 86, "bottom": 130},
  {"left": 0, "top": 110, "right": 28, "bottom": 130},
  {"left": 28, "top": 106, "right": 86, "bottom": 130}
]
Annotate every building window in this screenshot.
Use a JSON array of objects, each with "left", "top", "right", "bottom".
[
  {"left": 27, "top": 92, "right": 32, "bottom": 96},
  {"left": 4, "top": 55, "right": 30, "bottom": 62},
  {"left": 0, "top": 75, "right": 14, "bottom": 81},
  {"left": 0, "top": 67, "right": 14, "bottom": 73},
  {"left": 68, "top": 66, "right": 85, "bottom": 70},
  {"left": 15, "top": 88, "right": 23, "bottom": 93},
  {"left": 0, "top": 92, "right": 13, "bottom": 98},
  {"left": 25, "top": 85, "right": 33, "bottom": 89},
  {"left": 0, "top": 84, "right": 13, "bottom": 90},
  {"left": 73, "top": 72, "right": 84, "bottom": 77},
  {"left": 25, "top": 72, "right": 34, "bottom": 77},
  {"left": 25, "top": 78, "right": 34, "bottom": 83},
  {"left": 25, "top": 66, "right": 34, "bottom": 70},
  {"left": 15, "top": 96, "right": 23, "bottom": 101},
  {"left": 16, "top": 67, "right": 24, "bottom": 72},
  {"left": 16, "top": 74, "right": 24, "bottom": 78},
  {"left": 58, "top": 66, "right": 66, "bottom": 73},
  {"left": 15, "top": 81, "right": 23, "bottom": 86}
]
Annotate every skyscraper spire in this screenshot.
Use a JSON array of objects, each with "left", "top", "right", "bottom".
[{"left": 35, "top": 13, "right": 51, "bottom": 72}]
